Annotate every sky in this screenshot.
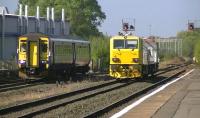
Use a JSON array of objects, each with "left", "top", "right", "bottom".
[{"left": 1, "top": 0, "right": 200, "bottom": 37}]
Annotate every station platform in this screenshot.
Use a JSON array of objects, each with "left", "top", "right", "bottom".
[{"left": 112, "top": 68, "right": 200, "bottom": 118}]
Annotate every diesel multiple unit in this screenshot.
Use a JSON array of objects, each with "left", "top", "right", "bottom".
[
  {"left": 18, "top": 33, "right": 90, "bottom": 79},
  {"left": 109, "top": 35, "right": 159, "bottom": 79}
]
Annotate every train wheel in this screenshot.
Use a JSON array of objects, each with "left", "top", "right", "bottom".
[
  {"left": 64, "top": 73, "right": 71, "bottom": 81},
  {"left": 142, "top": 74, "right": 148, "bottom": 79},
  {"left": 47, "top": 70, "right": 57, "bottom": 80},
  {"left": 151, "top": 73, "right": 155, "bottom": 77}
]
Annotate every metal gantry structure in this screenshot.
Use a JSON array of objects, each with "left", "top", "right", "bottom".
[
  {"left": 0, "top": 5, "right": 69, "bottom": 60},
  {"left": 0, "top": 5, "right": 70, "bottom": 70}
]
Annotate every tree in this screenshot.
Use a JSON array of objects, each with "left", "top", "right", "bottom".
[
  {"left": 89, "top": 36, "right": 110, "bottom": 71},
  {"left": 18, "top": 0, "right": 106, "bottom": 38},
  {"left": 177, "top": 30, "right": 200, "bottom": 59}
]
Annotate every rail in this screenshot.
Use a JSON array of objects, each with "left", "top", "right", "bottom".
[
  {"left": 83, "top": 70, "right": 186, "bottom": 117},
  {"left": 0, "top": 63, "right": 189, "bottom": 117}
]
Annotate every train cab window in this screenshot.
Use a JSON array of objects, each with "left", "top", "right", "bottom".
[
  {"left": 114, "top": 40, "right": 124, "bottom": 49},
  {"left": 20, "top": 42, "right": 27, "bottom": 52},
  {"left": 126, "top": 40, "right": 138, "bottom": 49},
  {"left": 40, "top": 43, "right": 47, "bottom": 53}
]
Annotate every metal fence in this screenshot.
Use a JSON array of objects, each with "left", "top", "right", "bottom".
[
  {"left": 0, "top": 60, "right": 17, "bottom": 70},
  {"left": 0, "top": 59, "right": 18, "bottom": 77},
  {"left": 90, "top": 57, "right": 109, "bottom": 73},
  {"left": 156, "top": 38, "right": 183, "bottom": 58}
]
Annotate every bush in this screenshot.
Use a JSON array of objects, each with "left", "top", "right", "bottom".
[
  {"left": 89, "top": 36, "right": 110, "bottom": 71},
  {"left": 194, "top": 39, "right": 200, "bottom": 64},
  {"left": 177, "top": 30, "right": 200, "bottom": 58}
]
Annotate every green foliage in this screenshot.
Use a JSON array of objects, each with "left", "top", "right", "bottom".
[
  {"left": 177, "top": 30, "right": 200, "bottom": 58},
  {"left": 159, "top": 52, "right": 176, "bottom": 62},
  {"left": 89, "top": 36, "right": 110, "bottom": 70},
  {"left": 194, "top": 36, "right": 200, "bottom": 64},
  {"left": 158, "top": 40, "right": 178, "bottom": 61},
  {"left": 18, "top": 0, "right": 106, "bottom": 38}
]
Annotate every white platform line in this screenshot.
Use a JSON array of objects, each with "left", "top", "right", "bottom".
[{"left": 110, "top": 69, "right": 195, "bottom": 118}]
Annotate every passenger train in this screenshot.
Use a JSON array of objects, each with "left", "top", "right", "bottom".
[
  {"left": 18, "top": 33, "right": 91, "bottom": 79},
  {"left": 109, "top": 34, "right": 159, "bottom": 79}
]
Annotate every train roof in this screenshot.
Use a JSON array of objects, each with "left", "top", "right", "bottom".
[
  {"left": 111, "top": 35, "right": 140, "bottom": 40},
  {"left": 51, "top": 38, "right": 90, "bottom": 44},
  {"left": 19, "top": 33, "right": 89, "bottom": 43},
  {"left": 19, "top": 33, "right": 49, "bottom": 39}
]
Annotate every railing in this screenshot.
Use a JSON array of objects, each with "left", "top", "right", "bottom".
[
  {"left": 0, "top": 60, "right": 17, "bottom": 70},
  {"left": 0, "top": 60, "right": 18, "bottom": 77}
]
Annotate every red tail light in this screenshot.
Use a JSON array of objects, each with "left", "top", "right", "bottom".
[
  {"left": 133, "top": 58, "right": 139, "bottom": 63},
  {"left": 112, "top": 58, "right": 120, "bottom": 63}
]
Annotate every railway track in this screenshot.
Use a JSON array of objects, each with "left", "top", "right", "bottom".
[
  {"left": 155, "top": 63, "right": 189, "bottom": 76},
  {"left": 0, "top": 78, "right": 23, "bottom": 84},
  {"left": 0, "top": 78, "right": 45, "bottom": 93},
  {"left": 0, "top": 63, "right": 187, "bottom": 93},
  {"left": 84, "top": 69, "right": 186, "bottom": 118},
  {"left": 0, "top": 63, "right": 189, "bottom": 117},
  {"left": 0, "top": 79, "right": 122, "bottom": 117}
]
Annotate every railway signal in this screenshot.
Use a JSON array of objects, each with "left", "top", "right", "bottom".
[{"left": 188, "top": 22, "right": 194, "bottom": 31}]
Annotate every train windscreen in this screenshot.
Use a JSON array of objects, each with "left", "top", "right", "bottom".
[
  {"left": 113, "top": 39, "right": 138, "bottom": 49},
  {"left": 114, "top": 40, "right": 124, "bottom": 49},
  {"left": 40, "top": 41, "right": 47, "bottom": 53},
  {"left": 20, "top": 40, "right": 27, "bottom": 52},
  {"left": 126, "top": 40, "right": 138, "bottom": 49}
]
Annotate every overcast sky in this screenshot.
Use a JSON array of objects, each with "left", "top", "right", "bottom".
[{"left": 1, "top": 0, "right": 200, "bottom": 37}]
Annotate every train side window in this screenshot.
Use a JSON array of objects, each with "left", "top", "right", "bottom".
[
  {"left": 114, "top": 40, "right": 124, "bottom": 49},
  {"left": 126, "top": 40, "right": 138, "bottom": 49}
]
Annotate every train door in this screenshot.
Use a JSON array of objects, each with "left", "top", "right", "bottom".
[
  {"left": 28, "top": 41, "right": 39, "bottom": 67},
  {"left": 40, "top": 38, "right": 50, "bottom": 70}
]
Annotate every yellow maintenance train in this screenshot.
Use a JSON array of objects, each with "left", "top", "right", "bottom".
[
  {"left": 18, "top": 33, "right": 91, "bottom": 79},
  {"left": 109, "top": 35, "right": 159, "bottom": 79}
]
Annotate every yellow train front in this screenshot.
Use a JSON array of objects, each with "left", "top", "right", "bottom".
[
  {"left": 18, "top": 33, "right": 49, "bottom": 78},
  {"left": 109, "top": 35, "right": 159, "bottom": 79}
]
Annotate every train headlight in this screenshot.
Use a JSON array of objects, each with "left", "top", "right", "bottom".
[
  {"left": 133, "top": 58, "right": 139, "bottom": 63},
  {"left": 19, "top": 60, "right": 26, "bottom": 64},
  {"left": 112, "top": 58, "right": 120, "bottom": 63},
  {"left": 41, "top": 60, "right": 47, "bottom": 64}
]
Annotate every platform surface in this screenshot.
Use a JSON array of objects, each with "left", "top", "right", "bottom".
[{"left": 121, "top": 68, "right": 199, "bottom": 118}]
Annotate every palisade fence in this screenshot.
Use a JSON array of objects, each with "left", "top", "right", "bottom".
[
  {"left": 156, "top": 37, "right": 183, "bottom": 60},
  {"left": 0, "top": 59, "right": 18, "bottom": 76},
  {"left": 90, "top": 57, "right": 109, "bottom": 73}
]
